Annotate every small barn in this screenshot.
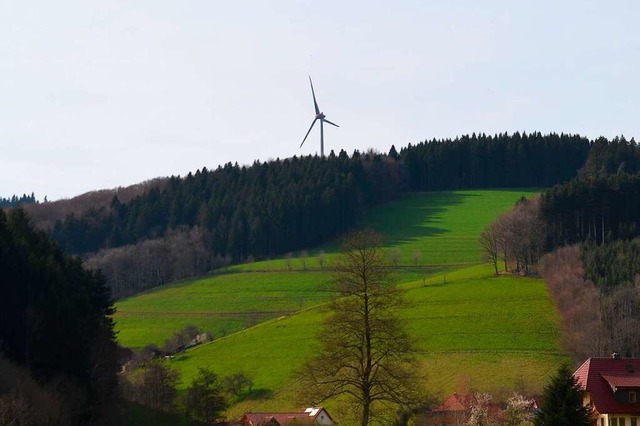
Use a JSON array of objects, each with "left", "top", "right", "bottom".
[{"left": 241, "top": 407, "right": 335, "bottom": 426}]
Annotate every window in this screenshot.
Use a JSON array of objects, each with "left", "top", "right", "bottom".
[
  {"left": 630, "top": 391, "right": 637, "bottom": 403},
  {"left": 632, "top": 417, "right": 638, "bottom": 426},
  {"left": 609, "top": 418, "right": 618, "bottom": 426}
]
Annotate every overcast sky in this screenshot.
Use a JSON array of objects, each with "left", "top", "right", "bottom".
[{"left": 2, "top": 1, "right": 639, "bottom": 200}]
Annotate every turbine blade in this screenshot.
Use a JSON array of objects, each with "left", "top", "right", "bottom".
[
  {"left": 309, "top": 76, "right": 320, "bottom": 115},
  {"left": 323, "top": 118, "right": 339, "bottom": 128},
  {"left": 300, "top": 118, "right": 318, "bottom": 148}
]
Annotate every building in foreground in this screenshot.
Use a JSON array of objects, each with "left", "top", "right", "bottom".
[
  {"left": 241, "top": 407, "right": 335, "bottom": 426},
  {"left": 574, "top": 356, "right": 640, "bottom": 426}
]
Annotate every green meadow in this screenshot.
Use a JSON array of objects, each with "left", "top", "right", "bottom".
[
  {"left": 116, "top": 271, "right": 333, "bottom": 350},
  {"left": 365, "top": 189, "right": 540, "bottom": 264},
  {"left": 113, "top": 188, "right": 567, "bottom": 419},
  {"left": 115, "top": 189, "right": 536, "bottom": 349},
  {"left": 167, "top": 264, "right": 563, "bottom": 419}
]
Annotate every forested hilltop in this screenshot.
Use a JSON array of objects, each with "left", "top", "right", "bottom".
[
  {"left": 15, "top": 132, "right": 640, "bottom": 299},
  {"left": 472, "top": 134, "right": 640, "bottom": 360}
]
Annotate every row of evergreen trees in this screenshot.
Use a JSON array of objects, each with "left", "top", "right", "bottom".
[
  {"left": 48, "top": 132, "right": 640, "bottom": 264},
  {"left": 540, "top": 172, "right": 640, "bottom": 248},
  {"left": 401, "top": 132, "right": 592, "bottom": 190},
  {"left": 51, "top": 151, "right": 403, "bottom": 259},
  {"left": 0, "top": 192, "right": 38, "bottom": 208}
]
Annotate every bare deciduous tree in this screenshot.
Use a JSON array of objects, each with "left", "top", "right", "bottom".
[
  {"left": 300, "top": 250, "right": 309, "bottom": 270},
  {"left": 479, "top": 222, "right": 500, "bottom": 275},
  {"left": 389, "top": 248, "right": 402, "bottom": 268},
  {"left": 285, "top": 252, "right": 293, "bottom": 271},
  {"left": 542, "top": 246, "right": 607, "bottom": 360},
  {"left": 412, "top": 250, "right": 422, "bottom": 267},
  {"left": 246, "top": 254, "right": 255, "bottom": 271},
  {"left": 124, "top": 361, "right": 179, "bottom": 412},
  {"left": 299, "top": 229, "right": 424, "bottom": 426},
  {"left": 483, "top": 196, "right": 545, "bottom": 275},
  {"left": 317, "top": 250, "right": 326, "bottom": 269}
]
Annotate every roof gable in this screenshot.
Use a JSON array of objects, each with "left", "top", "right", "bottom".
[
  {"left": 574, "top": 358, "right": 640, "bottom": 414},
  {"left": 433, "top": 393, "right": 470, "bottom": 412},
  {"left": 242, "top": 407, "right": 332, "bottom": 426}
]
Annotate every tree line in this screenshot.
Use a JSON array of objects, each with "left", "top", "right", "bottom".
[
  {"left": 47, "top": 132, "right": 617, "bottom": 260},
  {"left": 0, "top": 192, "right": 39, "bottom": 208},
  {"left": 51, "top": 151, "right": 402, "bottom": 258},
  {"left": 540, "top": 172, "right": 640, "bottom": 248},
  {"left": 479, "top": 196, "right": 545, "bottom": 276},
  {"left": 401, "top": 131, "right": 593, "bottom": 190},
  {"left": 16, "top": 132, "right": 636, "bottom": 300},
  {"left": 479, "top": 134, "right": 640, "bottom": 276},
  {"left": 50, "top": 151, "right": 405, "bottom": 298},
  {"left": 542, "top": 244, "right": 640, "bottom": 361}
]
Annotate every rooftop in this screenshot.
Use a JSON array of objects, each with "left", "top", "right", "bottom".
[{"left": 574, "top": 357, "right": 640, "bottom": 414}]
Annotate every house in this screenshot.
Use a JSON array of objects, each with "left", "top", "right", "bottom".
[
  {"left": 428, "top": 393, "right": 469, "bottom": 425},
  {"left": 427, "top": 393, "right": 505, "bottom": 425},
  {"left": 574, "top": 355, "right": 640, "bottom": 425},
  {"left": 241, "top": 407, "right": 335, "bottom": 426}
]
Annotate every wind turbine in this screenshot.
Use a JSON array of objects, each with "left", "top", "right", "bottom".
[{"left": 299, "top": 76, "right": 339, "bottom": 157}]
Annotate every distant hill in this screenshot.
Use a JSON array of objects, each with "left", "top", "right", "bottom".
[{"left": 18, "top": 132, "right": 640, "bottom": 299}]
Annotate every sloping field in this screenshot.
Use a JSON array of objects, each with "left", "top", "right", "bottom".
[
  {"left": 116, "top": 271, "right": 332, "bottom": 349},
  {"left": 227, "top": 189, "right": 538, "bottom": 272},
  {"left": 364, "top": 189, "right": 540, "bottom": 264},
  {"left": 115, "top": 189, "right": 535, "bottom": 349},
  {"left": 113, "top": 188, "right": 567, "bottom": 422},
  {"left": 170, "top": 264, "right": 564, "bottom": 419}
]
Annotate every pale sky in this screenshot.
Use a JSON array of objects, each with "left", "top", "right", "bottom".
[{"left": 2, "top": 1, "right": 639, "bottom": 200}]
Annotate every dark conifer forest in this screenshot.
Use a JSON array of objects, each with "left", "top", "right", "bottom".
[
  {"left": 49, "top": 132, "right": 597, "bottom": 259},
  {"left": 0, "top": 208, "right": 119, "bottom": 423},
  {"left": 0, "top": 192, "right": 38, "bottom": 208}
]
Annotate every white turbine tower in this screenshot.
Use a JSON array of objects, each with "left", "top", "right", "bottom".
[{"left": 299, "top": 76, "right": 339, "bottom": 158}]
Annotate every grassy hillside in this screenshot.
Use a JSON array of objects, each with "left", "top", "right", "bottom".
[
  {"left": 364, "top": 189, "right": 539, "bottom": 264},
  {"left": 115, "top": 189, "right": 535, "bottom": 349},
  {"left": 113, "top": 188, "right": 566, "bottom": 422},
  {"left": 169, "top": 264, "right": 563, "bottom": 419},
  {"left": 116, "top": 271, "right": 332, "bottom": 350},
  {"left": 227, "top": 189, "right": 539, "bottom": 272}
]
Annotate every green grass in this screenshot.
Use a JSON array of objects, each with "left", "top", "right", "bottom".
[
  {"left": 113, "top": 189, "right": 567, "bottom": 422},
  {"left": 115, "top": 271, "right": 333, "bottom": 349},
  {"left": 228, "top": 189, "right": 539, "bottom": 272},
  {"left": 163, "top": 264, "right": 564, "bottom": 420},
  {"left": 364, "top": 189, "right": 540, "bottom": 264}
]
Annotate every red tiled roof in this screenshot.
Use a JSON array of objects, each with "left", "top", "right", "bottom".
[
  {"left": 242, "top": 412, "right": 314, "bottom": 426},
  {"left": 433, "top": 393, "right": 467, "bottom": 413},
  {"left": 242, "top": 407, "right": 331, "bottom": 426},
  {"left": 602, "top": 375, "right": 640, "bottom": 389},
  {"left": 574, "top": 358, "right": 640, "bottom": 414}
]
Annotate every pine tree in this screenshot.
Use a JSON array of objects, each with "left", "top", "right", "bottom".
[{"left": 534, "top": 365, "right": 592, "bottom": 426}]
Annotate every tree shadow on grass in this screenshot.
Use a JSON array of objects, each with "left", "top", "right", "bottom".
[
  {"left": 172, "top": 354, "right": 191, "bottom": 362},
  {"left": 365, "top": 191, "right": 476, "bottom": 247},
  {"left": 239, "top": 388, "right": 274, "bottom": 401}
]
